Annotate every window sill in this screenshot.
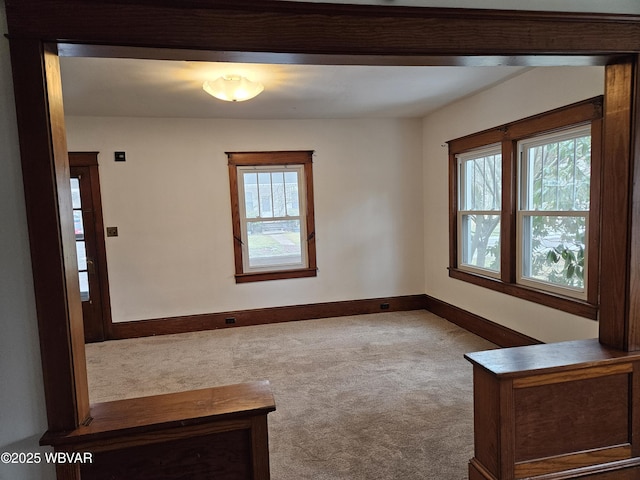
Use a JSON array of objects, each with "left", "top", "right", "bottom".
[
  {"left": 448, "top": 268, "right": 598, "bottom": 320},
  {"left": 235, "top": 267, "right": 318, "bottom": 284}
]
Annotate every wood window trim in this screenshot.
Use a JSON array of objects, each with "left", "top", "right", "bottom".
[
  {"left": 227, "top": 151, "right": 317, "bottom": 283},
  {"left": 448, "top": 96, "right": 603, "bottom": 320}
]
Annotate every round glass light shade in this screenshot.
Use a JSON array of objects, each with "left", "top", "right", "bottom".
[{"left": 202, "top": 75, "right": 264, "bottom": 102}]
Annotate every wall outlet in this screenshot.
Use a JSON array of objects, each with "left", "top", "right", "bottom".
[
  {"left": 106, "top": 226, "right": 118, "bottom": 237},
  {"left": 380, "top": 303, "right": 390, "bottom": 310},
  {"left": 225, "top": 317, "right": 236, "bottom": 324}
]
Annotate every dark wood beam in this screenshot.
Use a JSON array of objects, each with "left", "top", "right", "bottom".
[{"left": 5, "top": 1, "right": 640, "bottom": 60}]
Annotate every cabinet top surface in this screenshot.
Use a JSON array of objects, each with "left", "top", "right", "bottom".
[
  {"left": 41, "top": 380, "right": 276, "bottom": 447},
  {"left": 465, "top": 338, "right": 640, "bottom": 377}
]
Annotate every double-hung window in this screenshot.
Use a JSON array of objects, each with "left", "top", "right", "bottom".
[
  {"left": 457, "top": 146, "right": 502, "bottom": 277},
  {"left": 518, "top": 127, "right": 591, "bottom": 298},
  {"left": 227, "top": 151, "right": 317, "bottom": 283},
  {"left": 448, "top": 97, "right": 602, "bottom": 318}
]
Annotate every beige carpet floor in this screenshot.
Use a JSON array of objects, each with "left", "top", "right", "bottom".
[{"left": 86, "top": 310, "right": 496, "bottom": 479}]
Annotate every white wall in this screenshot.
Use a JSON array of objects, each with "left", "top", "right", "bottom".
[
  {"left": 0, "top": 2, "right": 55, "bottom": 479},
  {"left": 65, "top": 117, "right": 425, "bottom": 322},
  {"left": 422, "top": 67, "right": 603, "bottom": 343}
]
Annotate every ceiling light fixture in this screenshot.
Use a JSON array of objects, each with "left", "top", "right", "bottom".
[{"left": 202, "top": 75, "right": 264, "bottom": 102}]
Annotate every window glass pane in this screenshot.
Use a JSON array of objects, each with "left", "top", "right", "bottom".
[
  {"left": 461, "top": 153, "right": 501, "bottom": 211},
  {"left": 271, "top": 172, "right": 287, "bottom": 217},
  {"left": 525, "top": 134, "right": 590, "bottom": 211},
  {"left": 285, "top": 171, "right": 300, "bottom": 216},
  {"left": 75, "top": 241, "right": 87, "bottom": 270},
  {"left": 460, "top": 214, "right": 500, "bottom": 272},
  {"left": 247, "top": 220, "right": 302, "bottom": 268},
  {"left": 258, "top": 172, "right": 273, "bottom": 218},
  {"left": 73, "top": 210, "right": 84, "bottom": 240},
  {"left": 521, "top": 214, "right": 586, "bottom": 290},
  {"left": 243, "top": 172, "right": 259, "bottom": 218},
  {"left": 79, "top": 271, "right": 90, "bottom": 302},
  {"left": 70, "top": 178, "right": 81, "bottom": 209}
]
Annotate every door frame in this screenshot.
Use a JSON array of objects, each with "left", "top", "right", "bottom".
[
  {"left": 69, "top": 152, "right": 112, "bottom": 342},
  {"left": 5, "top": 0, "right": 640, "bottom": 433}
]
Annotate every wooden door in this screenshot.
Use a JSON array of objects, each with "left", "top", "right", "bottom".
[{"left": 69, "top": 152, "right": 111, "bottom": 342}]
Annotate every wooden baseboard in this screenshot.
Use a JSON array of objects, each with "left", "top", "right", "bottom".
[
  {"left": 108, "top": 293, "right": 540, "bottom": 347},
  {"left": 424, "top": 294, "right": 542, "bottom": 347},
  {"left": 109, "top": 295, "right": 427, "bottom": 340}
]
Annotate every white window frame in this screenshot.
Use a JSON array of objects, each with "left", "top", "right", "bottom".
[
  {"left": 516, "top": 125, "right": 591, "bottom": 299},
  {"left": 237, "top": 164, "right": 308, "bottom": 274},
  {"left": 456, "top": 145, "right": 502, "bottom": 279}
]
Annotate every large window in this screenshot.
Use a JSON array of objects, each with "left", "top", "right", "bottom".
[
  {"left": 448, "top": 97, "right": 602, "bottom": 318},
  {"left": 227, "top": 151, "right": 317, "bottom": 283}
]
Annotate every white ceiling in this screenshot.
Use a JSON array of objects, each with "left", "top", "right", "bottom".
[{"left": 60, "top": 57, "right": 529, "bottom": 119}]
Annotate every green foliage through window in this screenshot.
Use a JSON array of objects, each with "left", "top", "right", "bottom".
[{"left": 520, "top": 127, "right": 590, "bottom": 292}]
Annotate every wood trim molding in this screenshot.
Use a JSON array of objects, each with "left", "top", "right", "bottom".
[
  {"left": 234, "top": 268, "right": 318, "bottom": 284},
  {"left": 5, "top": 1, "right": 640, "bottom": 59},
  {"left": 448, "top": 269, "right": 598, "bottom": 320},
  {"left": 447, "top": 97, "right": 604, "bottom": 152},
  {"left": 599, "top": 58, "right": 639, "bottom": 350},
  {"left": 110, "top": 293, "right": 540, "bottom": 349},
  {"left": 67, "top": 151, "right": 99, "bottom": 167},
  {"left": 8, "top": 39, "right": 89, "bottom": 431},
  {"left": 110, "top": 295, "right": 428, "bottom": 340},
  {"left": 227, "top": 151, "right": 314, "bottom": 166},
  {"left": 424, "top": 294, "right": 542, "bottom": 348}
]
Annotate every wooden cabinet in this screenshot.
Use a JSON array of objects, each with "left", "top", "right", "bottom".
[
  {"left": 41, "top": 381, "right": 275, "bottom": 480},
  {"left": 465, "top": 339, "right": 640, "bottom": 479}
]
